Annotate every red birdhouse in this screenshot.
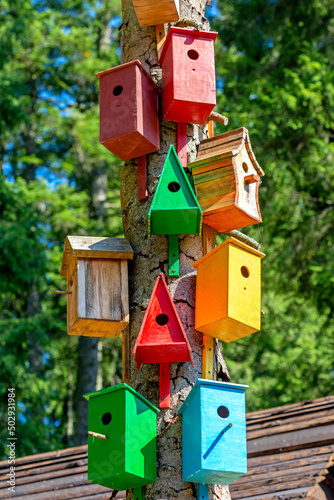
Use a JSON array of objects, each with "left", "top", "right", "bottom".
[
  {"left": 96, "top": 60, "right": 160, "bottom": 161},
  {"left": 159, "top": 27, "right": 217, "bottom": 124},
  {"left": 133, "top": 274, "right": 194, "bottom": 408}
]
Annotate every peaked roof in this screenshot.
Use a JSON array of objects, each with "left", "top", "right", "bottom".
[
  {"left": 148, "top": 145, "right": 202, "bottom": 236},
  {"left": 133, "top": 273, "right": 194, "bottom": 369},
  {"left": 188, "top": 127, "right": 264, "bottom": 177},
  {"left": 83, "top": 383, "right": 159, "bottom": 413},
  {"left": 60, "top": 236, "right": 133, "bottom": 277},
  {"left": 2, "top": 396, "right": 333, "bottom": 499}
]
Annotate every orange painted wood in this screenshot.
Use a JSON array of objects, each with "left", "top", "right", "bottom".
[
  {"left": 96, "top": 60, "right": 160, "bottom": 161},
  {"left": 159, "top": 27, "right": 217, "bottom": 124},
  {"left": 137, "top": 155, "right": 148, "bottom": 201},
  {"left": 208, "top": 120, "right": 214, "bottom": 138},
  {"left": 177, "top": 122, "right": 187, "bottom": 168},
  {"left": 159, "top": 363, "right": 171, "bottom": 408}
]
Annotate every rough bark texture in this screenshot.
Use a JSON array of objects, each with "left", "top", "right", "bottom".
[{"left": 120, "top": 1, "right": 231, "bottom": 499}]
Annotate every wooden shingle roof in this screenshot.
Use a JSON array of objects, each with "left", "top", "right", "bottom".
[{"left": 0, "top": 396, "right": 333, "bottom": 499}]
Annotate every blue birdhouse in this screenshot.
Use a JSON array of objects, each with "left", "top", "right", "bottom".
[{"left": 178, "top": 379, "right": 248, "bottom": 496}]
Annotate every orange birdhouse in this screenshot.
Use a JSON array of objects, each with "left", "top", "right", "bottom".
[
  {"left": 96, "top": 60, "right": 160, "bottom": 161},
  {"left": 133, "top": 273, "right": 194, "bottom": 408},
  {"left": 188, "top": 128, "right": 264, "bottom": 233},
  {"left": 60, "top": 236, "right": 133, "bottom": 337},
  {"left": 193, "top": 237, "right": 265, "bottom": 342}
]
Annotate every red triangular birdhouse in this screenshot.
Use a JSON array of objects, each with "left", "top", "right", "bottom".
[{"left": 133, "top": 273, "right": 194, "bottom": 408}]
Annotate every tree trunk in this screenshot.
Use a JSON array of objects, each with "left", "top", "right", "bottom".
[{"left": 120, "top": 1, "right": 231, "bottom": 499}]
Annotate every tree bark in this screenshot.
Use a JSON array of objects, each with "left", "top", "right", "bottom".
[{"left": 120, "top": 1, "right": 231, "bottom": 499}]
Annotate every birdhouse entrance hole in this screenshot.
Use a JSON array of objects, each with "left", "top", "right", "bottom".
[
  {"left": 156, "top": 313, "right": 169, "bottom": 326},
  {"left": 241, "top": 266, "right": 250, "bottom": 278},
  {"left": 187, "top": 49, "right": 199, "bottom": 60},
  {"left": 168, "top": 181, "right": 181, "bottom": 192},
  {"left": 217, "top": 406, "right": 229, "bottom": 418},
  {"left": 242, "top": 162, "right": 248, "bottom": 173},
  {"left": 102, "top": 412, "right": 112, "bottom": 425},
  {"left": 113, "top": 85, "right": 123, "bottom": 96}
]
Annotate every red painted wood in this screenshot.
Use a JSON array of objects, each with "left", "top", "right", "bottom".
[
  {"left": 177, "top": 122, "right": 187, "bottom": 169},
  {"left": 137, "top": 155, "right": 148, "bottom": 201},
  {"left": 133, "top": 273, "right": 194, "bottom": 369},
  {"left": 96, "top": 60, "right": 160, "bottom": 161},
  {"left": 159, "top": 363, "right": 170, "bottom": 408},
  {"left": 159, "top": 27, "right": 217, "bottom": 124}
]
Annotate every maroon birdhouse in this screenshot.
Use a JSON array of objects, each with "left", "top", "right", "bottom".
[
  {"left": 159, "top": 27, "right": 217, "bottom": 124},
  {"left": 133, "top": 273, "right": 194, "bottom": 408},
  {"left": 96, "top": 60, "right": 160, "bottom": 161}
]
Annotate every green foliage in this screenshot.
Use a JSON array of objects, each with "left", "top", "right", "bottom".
[{"left": 211, "top": 0, "right": 334, "bottom": 410}]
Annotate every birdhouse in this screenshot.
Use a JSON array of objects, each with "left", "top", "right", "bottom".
[
  {"left": 133, "top": 273, "right": 194, "bottom": 408},
  {"left": 96, "top": 60, "right": 160, "bottom": 161},
  {"left": 193, "top": 237, "right": 265, "bottom": 342},
  {"left": 188, "top": 128, "right": 264, "bottom": 233},
  {"left": 83, "top": 383, "right": 159, "bottom": 491},
  {"left": 60, "top": 236, "right": 133, "bottom": 337},
  {"left": 179, "top": 379, "right": 248, "bottom": 491},
  {"left": 132, "top": 0, "right": 179, "bottom": 26},
  {"left": 159, "top": 27, "right": 217, "bottom": 124},
  {"left": 148, "top": 145, "right": 202, "bottom": 276}
]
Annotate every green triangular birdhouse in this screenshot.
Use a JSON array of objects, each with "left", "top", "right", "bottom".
[
  {"left": 148, "top": 145, "right": 202, "bottom": 277},
  {"left": 148, "top": 145, "right": 202, "bottom": 236}
]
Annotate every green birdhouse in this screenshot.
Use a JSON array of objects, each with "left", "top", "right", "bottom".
[
  {"left": 148, "top": 145, "right": 202, "bottom": 276},
  {"left": 83, "top": 384, "right": 159, "bottom": 494}
]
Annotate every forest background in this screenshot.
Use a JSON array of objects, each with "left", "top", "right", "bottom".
[{"left": 0, "top": 0, "right": 333, "bottom": 459}]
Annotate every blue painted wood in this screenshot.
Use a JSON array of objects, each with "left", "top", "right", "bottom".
[
  {"left": 179, "top": 379, "right": 248, "bottom": 486},
  {"left": 197, "top": 483, "right": 209, "bottom": 500}
]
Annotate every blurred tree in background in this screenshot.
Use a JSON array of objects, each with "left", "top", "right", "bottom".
[{"left": 0, "top": 0, "right": 333, "bottom": 458}]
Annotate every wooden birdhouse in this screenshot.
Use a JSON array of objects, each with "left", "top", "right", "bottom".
[
  {"left": 132, "top": 0, "right": 179, "bottom": 26},
  {"left": 188, "top": 128, "right": 264, "bottom": 233},
  {"left": 179, "top": 379, "right": 248, "bottom": 496},
  {"left": 60, "top": 236, "right": 133, "bottom": 337},
  {"left": 83, "top": 383, "right": 159, "bottom": 491},
  {"left": 96, "top": 60, "right": 160, "bottom": 161},
  {"left": 193, "top": 237, "right": 265, "bottom": 342},
  {"left": 133, "top": 273, "right": 194, "bottom": 408},
  {"left": 148, "top": 145, "right": 202, "bottom": 276},
  {"left": 159, "top": 27, "right": 217, "bottom": 124}
]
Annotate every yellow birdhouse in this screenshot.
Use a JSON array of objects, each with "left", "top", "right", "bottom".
[
  {"left": 193, "top": 237, "right": 265, "bottom": 342},
  {"left": 60, "top": 236, "right": 133, "bottom": 337},
  {"left": 188, "top": 128, "right": 264, "bottom": 233}
]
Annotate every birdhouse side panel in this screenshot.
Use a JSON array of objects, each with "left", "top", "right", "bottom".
[
  {"left": 194, "top": 244, "right": 229, "bottom": 333},
  {"left": 235, "top": 148, "right": 262, "bottom": 222},
  {"left": 181, "top": 387, "right": 202, "bottom": 481},
  {"left": 138, "top": 69, "right": 160, "bottom": 152},
  {"left": 228, "top": 244, "right": 262, "bottom": 332},
  {"left": 200, "top": 385, "right": 247, "bottom": 483},
  {"left": 66, "top": 255, "right": 78, "bottom": 332},
  {"left": 87, "top": 390, "right": 126, "bottom": 487},
  {"left": 125, "top": 391, "right": 157, "bottom": 484},
  {"left": 132, "top": 0, "right": 179, "bottom": 26},
  {"left": 99, "top": 64, "right": 138, "bottom": 147},
  {"left": 193, "top": 160, "right": 236, "bottom": 212}
]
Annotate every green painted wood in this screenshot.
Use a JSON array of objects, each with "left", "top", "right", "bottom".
[
  {"left": 133, "top": 485, "right": 145, "bottom": 500},
  {"left": 84, "top": 383, "right": 158, "bottom": 491},
  {"left": 148, "top": 145, "right": 202, "bottom": 236},
  {"left": 169, "top": 234, "right": 179, "bottom": 277}
]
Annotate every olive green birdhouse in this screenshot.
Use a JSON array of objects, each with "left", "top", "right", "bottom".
[{"left": 84, "top": 384, "right": 159, "bottom": 492}]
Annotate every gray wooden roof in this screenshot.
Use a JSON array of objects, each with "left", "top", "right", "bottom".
[{"left": 0, "top": 396, "right": 333, "bottom": 499}]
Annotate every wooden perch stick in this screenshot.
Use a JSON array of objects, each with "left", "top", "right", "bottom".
[
  {"left": 87, "top": 431, "right": 108, "bottom": 440},
  {"left": 224, "top": 230, "right": 261, "bottom": 250},
  {"left": 204, "top": 111, "right": 229, "bottom": 126},
  {"left": 175, "top": 18, "right": 202, "bottom": 30}
]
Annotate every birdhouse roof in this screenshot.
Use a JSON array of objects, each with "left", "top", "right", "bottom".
[
  {"left": 95, "top": 60, "right": 159, "bottom": 92},
  {"left": 133, "top": 273, "right": 194, "bottom": 369},
  {"left": 159, "top": 26, "right": 218, "bottom": 64},
  {"left": 148, "top": 145, "right": 202, "bottom": 236},
  {"left": 188, "top": 127, "right": 264, "bottom": 177},
  {"left": 60, "top": 236, "right": 133, "bottom": 277},
  {"left": 193, "top": 237, "right": 265, "bottom": 270},
  {"left": 83, "top": 383, "right": 159, "bottom": 414},
  {"left": 178, "top": 379, "right": 249, "bottom": 414}
]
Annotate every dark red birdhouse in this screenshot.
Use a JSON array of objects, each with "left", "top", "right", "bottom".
[
  {"left": 96, "top": 60, "right": 160, "bottom": 161},
  {"left": 133, "top": 273, "right": 194, "bottom": 408},
  {"left": 159, "top": 27, "right": 217, "bottom": 124}
]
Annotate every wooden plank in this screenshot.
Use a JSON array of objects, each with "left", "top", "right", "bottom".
[
  {"left": 120, "top": 259, "right": 129, "bottom": 326},
  {"left": 201, "top": 224, "right": 215, "bottom": 380},
  {"left": 132, "top": 0, "right": 179, "bottom": 27},
  {"left": 0, "top": 465, "right": 87, "bottom": 490},
  {"left": 230, "top": 477, "right": 316, "bottom": 499},
  {"left": 0, "top": 445, "right": 88, "bottom": 469},
  {"left": 248, "top": 414, "right": 334, "bottom": 440},
  {"left": 77, "top": 259, "right": 86, "bottom": 318},
  {"left": 247, "top": 445, "right": 334, "bottom": 468},
  {"left": 159, "top": 363, "right": 170, "bottom": 408},
  {"left": 155, "top": 24, "right": 166, "bottom": 60},
  {"left": 230, "top": 486, "right": 312, "bottom": 500},
  {"left": 14, "top": 484, "right": 122, "bottom": 500},
  {"left": 246, "top": 396, "right": 334, "bottom": 421},
  {"left": 138, "top": 155, "right": 148, "bottom": 202},
  {"left": 0, "top": 457, "right": 88, "bottom": 481},
  {"left": 169, "top": 234, "right": 179, "bottom": 277},
  {"left": 177, "top": 122, "right": 187, "bottom": 169},
  {"left": 64, "top": 236, "right": 134, "bottom": 261}
]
